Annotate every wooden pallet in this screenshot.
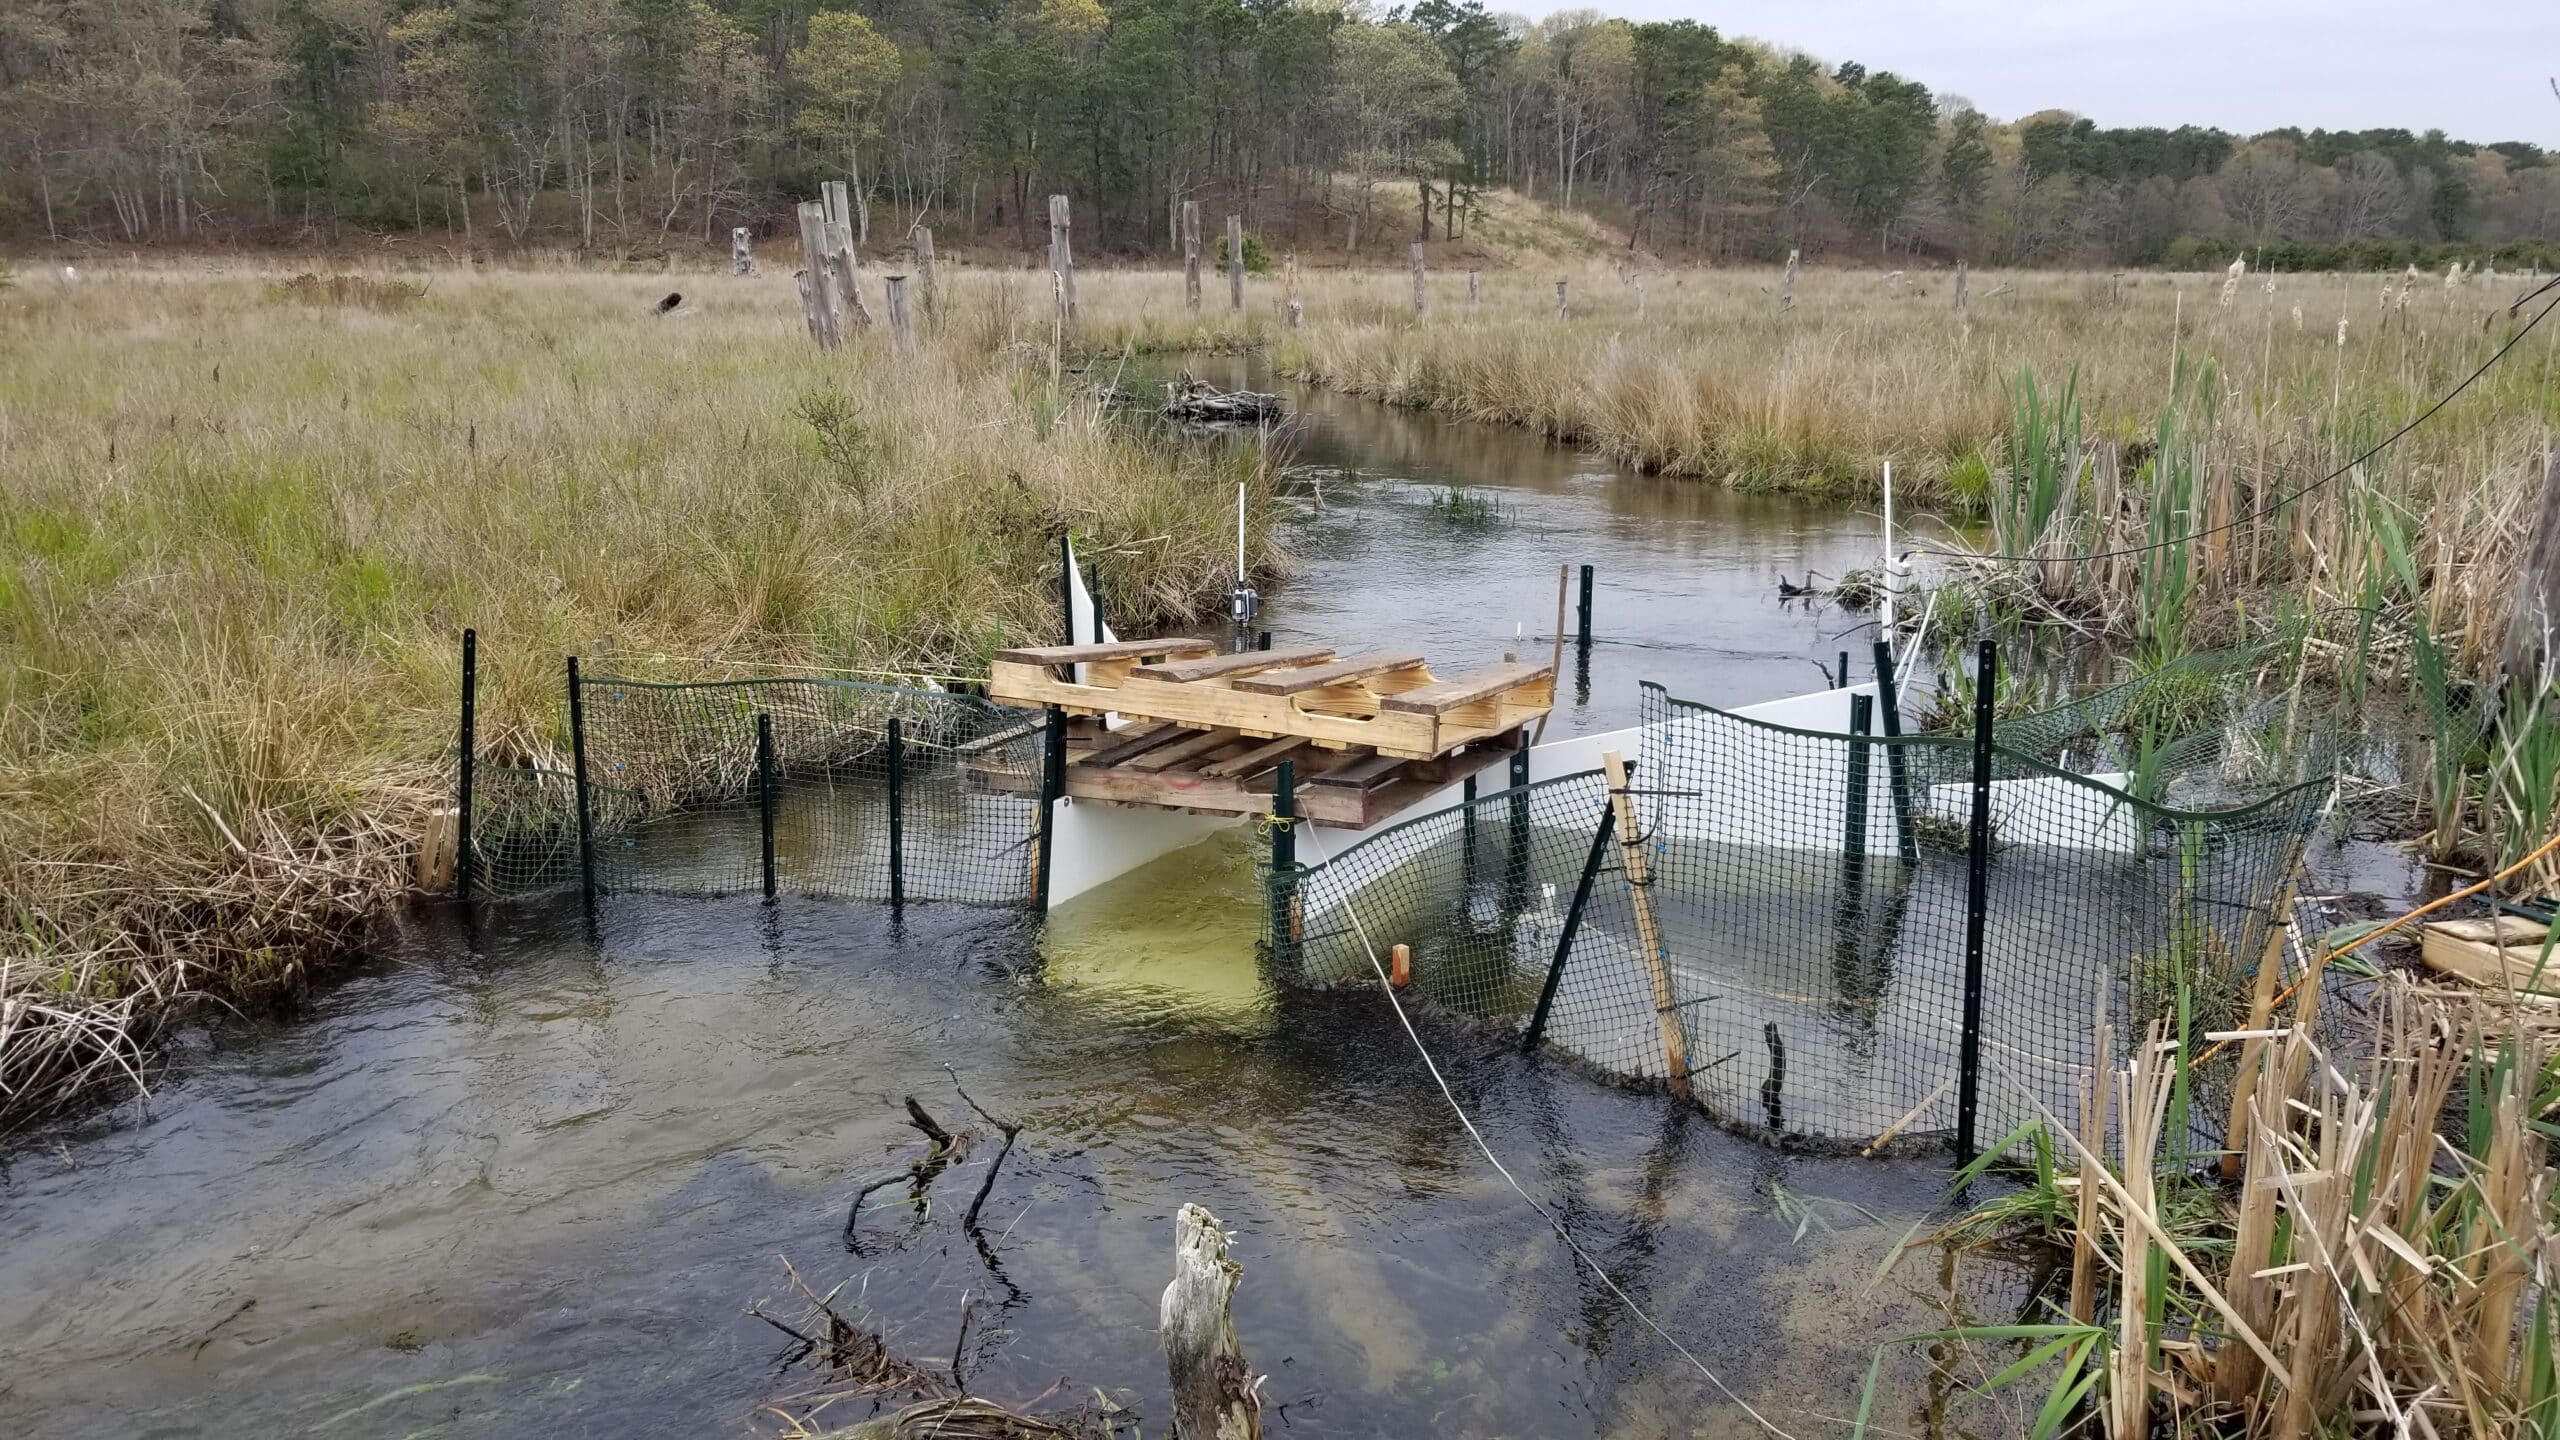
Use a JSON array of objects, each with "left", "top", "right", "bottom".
[
  {"left": 1055, "top": 713, "right": 1523, "bottom": 827},
  {"left": 988, "top": 639, "right": 1554, "bottom": 762}
]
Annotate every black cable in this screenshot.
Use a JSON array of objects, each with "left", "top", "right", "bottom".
[{"left": 1915, "top": 280, "right": 2560, "bottom": 566}]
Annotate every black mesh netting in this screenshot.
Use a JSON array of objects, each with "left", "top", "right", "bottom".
[
  {"left": 464, "top": 673, "right": 1046, "bottom": 906},
  {"left": 1269, "top": 674, "right": 2331, "bottom": 1157}
]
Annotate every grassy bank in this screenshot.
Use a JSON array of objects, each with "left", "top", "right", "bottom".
[{"left": 0, "top": 262, "right": 1270, "bottom": 1127}]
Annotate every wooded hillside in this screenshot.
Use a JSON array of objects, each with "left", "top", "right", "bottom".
[{"left": 4, "top": 0, "right": 2554, "bottom": 268}]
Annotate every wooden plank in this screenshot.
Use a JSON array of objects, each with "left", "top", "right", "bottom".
[
  {"left": 1063, "top": 764, "right": 1370, "bottom": 825},
  {"left": 990, "top": 659, "right": 1448, "bottom": 758},
  {"left": 1605, "top": 749, "right": 1692, "bottom": 1101},
  {"left": 2422, "top": 916, "right": 2560, "bottom": 994},
  {"left": 1380, "top": 662, "right": 1554, "bottom": 715},
  {"left": 1232, "top": 652, "right": 1429, "bottom": 696},
  {"left": 1306, "top": 752, "right": 1408, "bottom": 789},
  {"left": 954, "top": 717, "right": 1040, "bottom": 755},
  {"left": 1131, "top": 646, "right": 1335, "bottom": 684},
  {"left": 992, "top": 638, "right": 1214, "bottom": 666},
  {"left": 1077, "top": 722, "right": 1186, "bottom": 769},
  {"left": 1200, "top": 734, "right": 1314, "bottom": 778},
  {"left": 1124, "top": 727, "right": 1243, "bottom": 773}
]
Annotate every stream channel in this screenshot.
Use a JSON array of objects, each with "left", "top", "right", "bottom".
[{"left": 1, "top": 362, "right": 2300, "bottom": 1437}]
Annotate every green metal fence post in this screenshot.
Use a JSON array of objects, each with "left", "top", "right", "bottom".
[
  {"left": 1955, "top": 638, "right": 1999, "bottom": 1166},
  {"left": 456, "top": 628, "right": 476, "bottom": 898},
  {"left": 1872, "top": 640, "right": 1917, "bottom": 866},
  {"left": 1843, "top": 693, "right": 1873, "bottom": 899},
  {"left": 886, "top": 716, "right": 906, "bottom": 908},
  {"left": 568, "top": 655, "right": 596, "bottom": 906},
  {"left": 1524, "top": 798, "right": 1616, "bottom": 1053},
  {"left": 757, "top": 712, "right": 777, "bottom": 900},
  {"left": 1506, "top": 742, "right": 1532, "bottom": 911},
  {"left": 1576, "top": 564, "right": 1594, "bottom": 646}
]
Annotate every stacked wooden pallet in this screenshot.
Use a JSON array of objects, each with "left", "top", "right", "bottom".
[{"left": 986, "top": 638, "right": 1555, "bottom": 827}]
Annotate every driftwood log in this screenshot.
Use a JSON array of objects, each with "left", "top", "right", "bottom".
[
  {"left": 1161, "top": 379, "right": 1283, "bottom": 425},
  {"left": 1160, "top": 1204, "right": 1260, "bottom": 1440}
]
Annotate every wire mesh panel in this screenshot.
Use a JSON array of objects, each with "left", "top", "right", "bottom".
[
  {"left": 1281, "top": 771, "right": 1709, "bottom": 1086},
  {"left": 538, "top": 675, "right": 1046, "bottom": 905}
]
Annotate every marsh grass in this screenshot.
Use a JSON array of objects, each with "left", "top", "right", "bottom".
[{"left": 0, "top": 261, "right": 1272, "bottom": 1127}]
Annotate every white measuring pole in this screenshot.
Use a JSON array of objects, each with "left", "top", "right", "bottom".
[
  {"left": 1879, "top": 460, "right": 1897, "bottom": 635},
  {"left": 1236, "top": 483, "right": 1247, "bottom": 585}
]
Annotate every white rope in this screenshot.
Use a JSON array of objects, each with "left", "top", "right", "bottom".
[{"left": 1296, "top": 823, "right": 1799, "bottom": 1440}]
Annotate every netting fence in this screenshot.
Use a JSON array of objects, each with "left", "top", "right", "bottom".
[
  {"left": 1270, "top": 647, "right": 2333, "bottom": 1159},
  {"left": 454, "top": 639, "right": 1048, "bottom": 907}
]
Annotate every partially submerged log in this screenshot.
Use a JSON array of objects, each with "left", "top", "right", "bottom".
[
  {"left": 1161, "top": 378, "right": 1283, "bottom": 425},
  {"left": 1161, "top": 1203, "right": 1261, "bottom": 1440}
]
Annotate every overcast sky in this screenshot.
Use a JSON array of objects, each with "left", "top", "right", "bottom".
[{"left": 1510, "top": 1, "right": 2560, "bottom": 145}]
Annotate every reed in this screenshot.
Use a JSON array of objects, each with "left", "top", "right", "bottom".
[{"left": 0, "top": 261, "right": 1273, "bottom": 1128}]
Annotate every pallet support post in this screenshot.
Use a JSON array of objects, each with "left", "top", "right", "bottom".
[
  {"left": 887, "top": 716, "right": 906, "bottom": 908},
  {"left": 456, "top": 627, "right": 476, "bottom": 897},
  {"left": 1954, "top": 638, "right": 1999, "bottom": 1165},
  {"left": 568, "top": 655, "right": 596, "bottom": 906},
  {"left": 1269, "top": 759, "right": 1298, "bottom": 961},
  {"left": 757, "top": 711, "right": 778, "bottom": 900},
  {"left": 1524, "top": 797, "right": 1616, "bottom": 1053},
  {"left": 1035, "top": 705, "right": 1066, "bottom": 913},
  {"left": 1873, "top": 640, "right": 1917, "bottom": 866}
]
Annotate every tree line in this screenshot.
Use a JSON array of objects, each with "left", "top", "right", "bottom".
[{"left": 4, "top": 0, "right": 2555, "bottom": 269}]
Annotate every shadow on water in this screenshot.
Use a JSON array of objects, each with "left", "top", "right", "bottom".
[{"left": 0, "top": 380, "right": 2057, "bottom": 1438}]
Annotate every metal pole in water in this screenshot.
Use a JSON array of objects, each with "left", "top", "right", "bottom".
[
  {"left": 1576, "top": 564, "right": 1594, "bottom": 647},
  {"left": 886, "top": 716, "right": 906, "bottom": 909},
  {"left": 1954, "top": 638, "right": 1999, "bottom": 1165},
  {"left": 1872, "top": 641, "right": 1917, "bottom": 866},
  {"left": 1524, "top": 798, "right": 1616, "bottom": 1052},
  {"left": 757, "top": 712, "right": 778, "bottom": 901},
  {"left": 456, "top": 627, "right": 476, "bottom": 898},
  {"left": 1506, "top": 742, "right": 1531, "bottom": 912},
  {"left": 568, "top": 655, "right": 596, "bottom": 907},
  {"left": 1838, "top": 650, "right": 1851, "bottom": 689}
]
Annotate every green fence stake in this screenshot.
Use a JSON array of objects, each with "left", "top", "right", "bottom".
[
  {"left": 568, "top": 655, "right": 596, "bottom": 907},
  {"left": 1955, "top": 638, "right": 1999, "bottom": 1165},
  {"left": 757, "top": 712, "right": 777, "bottom": 900},
  {"left": 1844, "top": 693, "right": 1873, "bottom": 899},
  {"left": 1872, "top": 640, "right": 1917, "bottom": 866},
  {"left": 456, "top": 628, "right": 476, "bottom": 898},
  {"left": 1524, "top": 798, "right": 1616, "bottom": 1053},
  {"left": 886, "top": 716, "right": 906, "bottom": 908}
]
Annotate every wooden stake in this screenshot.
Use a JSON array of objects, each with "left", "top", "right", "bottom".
[
  {"left": 913, "top": 226, "right": 937, "bottom": 317},
  {"left": 1954, "top": 259, "right": 1968, "bottom": 312},
  {"left": 1048, "top": 194, "right": 1077, "bottom": 325},
  {"left": 1534, "top": 564, "right": 1566, "bottom": 743},
  {"left": 1410, "top": 240, "right": 1427, "bottom": 317},
  {"left": 2220, "top": 881, "right": 2296, "bottom": 1179},
  {"left": 1226, "top": 214, "right": 1244, "bottom": 310},
  {"left": 824, "top": 214, "right": 872, "bottom": 329},
  {"left": 1390, "top": 943, "right": 1411, "bottom": 988},
  {"left": 1555, "top": 278, "right": 1568, "bottom": 320},
  {"left": 1182, "top": 200, "right": 1201, "bottom": 311},
  {"left": 1602, "top": 749, "right": 1690, "bottom": 1100},
  {"left": 1782, "top": 247, "right": 1798, "bottom": 311},
  {"left": 1161, "top": 1204, "right": 1262, "bottom": 1440},
  {"left": 1467, "top": 268, "right": 1480, "bottom": 310},
  {"left": 793, "top": 201, "right": 842, "bottom": 351},
  {"left": 884, "top": 274, "right": 916, "bottom": 358},
  {"left": 730, "top": 226, "right": 753, "bottom": 276}
]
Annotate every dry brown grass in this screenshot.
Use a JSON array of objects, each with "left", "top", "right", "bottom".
[{"left": 0, "top": 259, "right": 1270, "bottom": 1128}]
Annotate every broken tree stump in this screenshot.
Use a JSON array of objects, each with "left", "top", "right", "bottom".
[{"left": 1162, "top": 1203, "right": 1260, "bottom": 1440}]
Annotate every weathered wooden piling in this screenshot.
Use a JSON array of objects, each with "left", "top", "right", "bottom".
[
  {"left": 885, "top": 274, "right": 916, "bottom": 358},
  {"left": 1048, "top": 194, "right": 1077, "bottom": 324},
  {"left": 913, "top": 226, "right": 937, "bottom": 317},
  {"left": 1954, "top": 260, "right": 1969, "bottom": 312},
  {"left": 1555, "top": 277, "right": 1568, "bottom": 320},
  {"left": 1226, "top": 214, "right": 1244, "bottom": 310},
  {"left": 1467, "top": 267, "right": 1480, "bottom": 310},
  {"left": 1782, "top": 247, "right": 1799, "bottom": 311},
  {"left": 1182, "top": 200, "right": 1202, "bottom": 311},
  {"left": 1410, "top": 241, "right": 1427, "bottom": 317},
  {"left": 730, "top": 226, "right": 753, "bottom": 276},
  {"left": 823, "top": 213, "right": 872, "bottom": 329},
  {"left": 793, "top": 201, "right": 842, "bottom": 350},
  {"left": 1162, "top": 1204, "right": 1261, "bottom": 1440}
]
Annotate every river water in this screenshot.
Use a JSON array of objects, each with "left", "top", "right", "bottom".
[{"left": 0, "top": 376, "right": 2036, "bottom": 1437}]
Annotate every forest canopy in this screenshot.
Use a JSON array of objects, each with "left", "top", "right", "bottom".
[{"left": 3, "top": 0, "right": 2554, "bottom": 268}]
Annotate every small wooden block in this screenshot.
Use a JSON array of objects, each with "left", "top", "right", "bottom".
[
  {"left": 1232, "top": 652, "right": 1430, "bottom": 696},
  {"left": 991, "top": 638, "right": 1215, "bottom": 666},
  {"left": 1130, "top": 646, "right": 1335, "bottom": 684},
  {"left": 1307, "top": 752, "right": 1408, "bottom": 789}
]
